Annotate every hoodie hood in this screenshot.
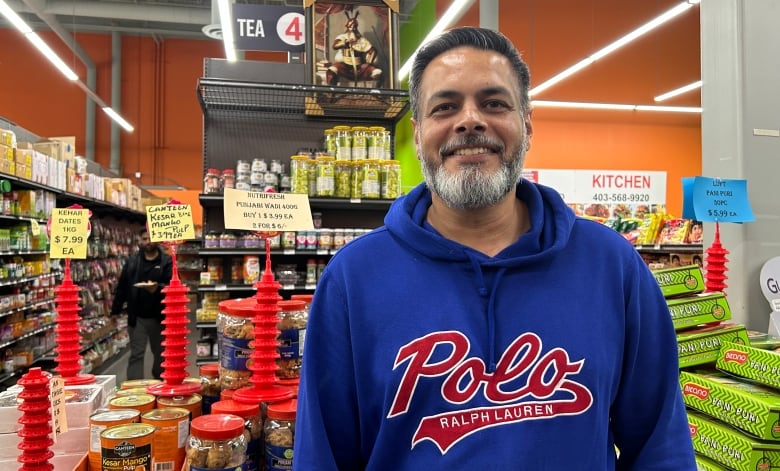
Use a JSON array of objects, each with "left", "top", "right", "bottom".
[{"left": 384, "top": 180, "right": 576, "bottom": 265}]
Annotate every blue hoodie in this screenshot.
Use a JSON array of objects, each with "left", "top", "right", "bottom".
[{"left": 294, "top": 181, "right": 695, "bottom": 470}]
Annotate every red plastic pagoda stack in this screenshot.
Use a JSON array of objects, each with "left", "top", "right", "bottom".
[
  {"left": 704, "top": 221, "right": 730, "bottom": 294},
  {"left": 53, "top": 259, "right": 94, "bottom": 385},
  {"left": 148, "top": 243, "right": 201, "bottom": 397},
  {"left": 16, "top": 367, "right": 54, "bottom": 471},
  {"left": 234, "top": 235, "right": 293, "bottom": 404}
]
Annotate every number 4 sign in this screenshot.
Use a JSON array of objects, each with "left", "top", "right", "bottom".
[{"left": 233, "top": 4, "right": 305, "bottom": 52}]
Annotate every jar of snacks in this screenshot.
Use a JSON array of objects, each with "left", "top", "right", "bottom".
[
  {"left": 187, "top": 414, "right": 247, "bottom": 470},
  {"left": 199, "top": 363, "right": 220, "bottom": 415},
  {"left": 361, "top": 159, "right": 381, "bottom": 199},
  {"left": 276, "top": 300, "right": 308, "bottom": 382},
  {"left": 368, "top": 126, "right": 385, "bottom": 159},
  {"left": 323, "top": 128, "right": 336, "bottom": 156},
  {"left": 219, "top": 232, "right": 237, "bottom": 249},
  {"left": 217, "top": 298, "right": 256, "bottom": 390},
  {"left": 204, "top": 231, "right": 220, "bottom": 249},
  {"left": 351, "top": 126, "right": 369, "bottom": 160},
  {"left": 203, "top": 168, "right": 221, "bottom": 194},
  {"left": 381, "top": 160, "right": 402, "bottom": 199},
  {"left": 333, "top": 125, "right": 352, "bottom": 160},
  {"left": 211, "top": 400, "right": 263, "bottom": 471},
  {"left": 264, "top": 400, "right": 297, "bottom": 471},
  {"left": 334, "top": 160, "right": 352, "bottom": 198},
  {"left": 290, "top": 154, "right": 310, "bottom": 194},
  {"left": 221, "top": 169, "right": 235, "bottom": 190},
  {"left": 350, "top": 161, "right": 364, "bottom": 199},
  {"left": 315, "top": 155, "right": 335, "bottom": 197}
]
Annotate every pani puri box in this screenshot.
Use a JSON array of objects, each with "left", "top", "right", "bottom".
[
  {"left": 677, "top": 324, "right": 750, "bottom": 368},
  {"left": 716, "top": 342, "right": 780, "bottom": 391},
  {"left": 652, "top": 264, "right": 705, "bottom": 298},
  {"left": 668, "top": 292, "right": 732, "bottom": 330},
  {"left": 695, "top": 453, "right": 730, "bottom": 470},
  {"left": 680, "top": 371, "right": 780, "bottom": 441},
  {"left": 688, "top": 410, "right": 780, "bottom": 471}
]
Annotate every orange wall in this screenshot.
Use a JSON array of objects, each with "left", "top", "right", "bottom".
[{"left": 0, "top": 0, "right": 701, "bottom": 216}]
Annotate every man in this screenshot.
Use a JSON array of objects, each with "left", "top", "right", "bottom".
[
  {"left": 325, "top": 8, "right": 383, "bottom": 87},
  {"left": 111, "top": 229, "right": 172, "bottom": 380},
  {"left": 293, "top": 27, "right": 696, "bottom": 470}
]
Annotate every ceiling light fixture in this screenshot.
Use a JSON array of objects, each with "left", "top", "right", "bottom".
[
  {"left": 397, "top": 0, "right": 476, "bottom": 82},
  {"left": 218, "top": 0, "right": 237, "bottom": 62},
  {"left": 532, "top": 100, "right": 701, "bottom": 113},
  {"left": 0, "top": 0, "right": 134, "bottom": 132},
  {"left": 654, "top": 80, "right": 702, "bottom": 102},
  {"left": 529, "top": 1, "right": 698, "bottom": 97}
]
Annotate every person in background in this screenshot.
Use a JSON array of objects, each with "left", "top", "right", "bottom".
[
  {"left": 294, "top": 27, "right": 695, "bottom": 470},
  {"left": 111, "top": 229, "right": 172, "bottom": 380}
]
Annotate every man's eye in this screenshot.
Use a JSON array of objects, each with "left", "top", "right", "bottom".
[
  {"left": 430, "top": 103, "right": 455, "bottom": 114},
  {"left": 485, "top": 100, "right": 509, "bottom": 109}
]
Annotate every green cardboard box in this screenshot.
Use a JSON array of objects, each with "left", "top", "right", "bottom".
[
  {"left": 696, "top": 453, "right": 730, "bottom": 470},
  {"left": 667, "top": 292, "right": 732, "bottom": 331},
  {"left": 652, "top": 264, "right": 705, "bottom": 298},
  {"left": 716, "top": 342, "right": 780, "bottom": 391},
  {"left": 680, "top": 370, "right": 780, "bottom": 441},
  {"left": 677, "top": 324, "right": 750, "bottom": 368},
  {"left": 688, "top": 410, "right": 780, "bottom": 471}
]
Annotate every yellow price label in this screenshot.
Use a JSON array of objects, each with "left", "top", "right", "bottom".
[
  {"left": 146, "top": 204, "right": 196, "bottom": 243},
  {"left": 223, "top": 188, "right": 313, "bottom": 232},
  {"left": 49, "top": 208, "right": 89, "bottom": 259}
]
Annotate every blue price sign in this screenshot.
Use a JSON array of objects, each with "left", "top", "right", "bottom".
[{"left": 682, "top": 176, "right": 755, "bottom": 223}]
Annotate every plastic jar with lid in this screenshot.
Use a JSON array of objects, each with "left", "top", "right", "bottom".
[
  {"left": 315, "top": 155, "right": 335, "bottom": 197},
  {"left": 199, "top": 363, "right": 220, "bottom": 415},
  {"left": 334, "top": 160, "right": 352, "bottom": 198},
  {"left": 383, "top": 129, "right": 392, "bottom": 159},
  {"left": 290, "top": 154, "right": 310, "bottom": 194},
  {"left": 323, "top": 128, "right": 336, "bottom": 156},
  {"left": 219, "top": 231, "right": 237, "bottom": 249},
  {"left": 350, "top": 161, "right": 364, "bottom": 199},
  {"left": 381, "top": 160, "right": 402, "bottom": 199},
  {"left": 204, "top": 231, "right": 220, "bottom": 249},
  {"left": 276, "top": 300, "right": 308, "bottom": 382},
  {"left": 367, "top": 126, "right": 386, "bottom": 159},
  {"left": 361, "top": 159, "right": 381, "bottom": 199},
  {"left": 264, "top": 399, "right": 297, "bottom": 471},
  {"left": 221, "top": 169, "right": 235, "bottom": 190},
  {"left": 203, "top": 168, "right": 221, "bottom": 194},
  {"left": 187, "top": 413, "right": 247, "bottom": 470},
  {"left": 211, "top": 400, "right": 263, "bottom": 471},
  {"left": 351, "top": 126, "right": 369, "bottom": 160},
  {"left": 332, "top": 125, "right": 352, "bottom": 160},
  {"left": 217, "top": 298, "right": 256, "bottom": 390}
]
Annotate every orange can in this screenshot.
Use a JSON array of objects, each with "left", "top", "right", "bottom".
[
  {"left": 88, "top": 409, "right": 141, "bottom": 471},
  {"left": 100, "top": 423, "right": 155, "bottom": 471},
  {"left": 108, "top": 393, "right": 156, "bottom": 414},
  {"left": 141, "top": 407, "right": 190, "bottom": 471},
  {"left": 157, "top": 393, "right": 203, "bottom": 419}
]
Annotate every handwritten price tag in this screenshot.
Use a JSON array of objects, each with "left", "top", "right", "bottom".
[
  {"left": 49, "top": 208, "right": 89, "bottom": 259},
  {"left": 223, "top": 188, "right": 314, "bottom": 232},
  {"left": 683, "top": 176, "right": 755, "bottom": 223},
  {"left": 49, "top": 376, "right": 68, "bottom": 442},
  {"left": 147, "top": 204, "right": 196, "bottom": 243}
]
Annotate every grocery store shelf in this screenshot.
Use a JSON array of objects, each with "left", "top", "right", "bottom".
[
  {"left": 0, "top": 298, "right": 55, "bottom": 320},
  {"left": 634, "top": 244, "right": 703, "bottom": 253},
  {"left": 0, "top": 323, "right": 56, "bottom": 351},
  {"left": 196, "top": 323, "right": 216, "bottom": 329},
  {"left": 198, "top": 194, "right": 395, "bottom": 212}
]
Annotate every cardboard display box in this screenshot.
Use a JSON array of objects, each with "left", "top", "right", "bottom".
[
  {"left": 688, "top": 410, "right": 780, "bottom": 471},
  {"left": 652, "top": 264, "right": 705, "bottom": 298},
  {"left": 681, "top": 370, "right": 780, "bottom": 441},
  {"left": 716, "top": 342, "right": 780, "bottom": 391},
  {"left": 668, "top": 292, "right": 732, "bottom": 330},
  {"left": 695, "top": 453, "right": 730, "bottom": 470},
  {"left": 677, "top": 324, "right": 751, "bottom": 368}
]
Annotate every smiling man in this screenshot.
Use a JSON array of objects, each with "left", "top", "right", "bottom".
[{"left": 293, "top": 27, "right": 696, "bottom": 470}]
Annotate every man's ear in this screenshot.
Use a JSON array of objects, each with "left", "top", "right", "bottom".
[{"left": 411, "top": 118, "right": 420, "bottom": 159}]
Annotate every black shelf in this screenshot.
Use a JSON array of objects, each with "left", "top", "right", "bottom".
[
  {"left": 0, "top": 214, "right": 47, "bottom": 223},
  {"left": 196, "top": 322, "right": 216, "bottom": 329},
  {"left": 634, "top": 244, "right": 703, "bottom": 253},
  {"left": 197, "top": 79, "right": 409, "bottom": 122},
  {"left": 0, "top": 250, "right": 48, "bottom": 256},
  {"left": 196, "top": 356, "right": 219, "bottom": 365},
  {"left": 198, "top": 283, "right": 315, "bottom": 293},
  {"left": 198, "top": 194, "right": 395, "bottom": 212}
]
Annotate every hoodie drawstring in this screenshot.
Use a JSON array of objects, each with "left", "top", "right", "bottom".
[{"left": 466, "top": 253, "right": 506, "bottom": 373}]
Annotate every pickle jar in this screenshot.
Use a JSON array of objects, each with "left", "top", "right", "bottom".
[
  {"left": 211, "top": 400, "right": 263, "bottom": 471},
  {"left": 264, "top": 399, "right": 297, "bottom": 471},
  {"left": 367, "top": 126, "right": 385, "bottom": 159},
  {"left": 381, "top": 160, "right": 402, "bottom": 199},
  {"left": 315, "top": 155, "right": 336, "bottom": 197},
  {"left": 187, "top": 414, "right": 247, "bottom": 470},
  {"left": 361, "top": 159, "right": 381, "bottom": 199},
  {"left": 323, "top": 128, "right": 337, "bottom": 156},
  {"left": 290, "top": 154, "right": 310, "bottom": 194},
  {"left": 199, "top": 363, "right": 220, "bottom": 415},
  {"left": 333, "top": 125, "right": 352, "bottom": 160},
  {"left": 216, "top": 298, "right": 257, "bottom": 390},
  {"left": 383, "top": 129, "right": 392, "bottom": 159},
  {"left": 350, "top": 126, "right": 369, "bottom": 160},
  {"left": 334, "top": 160, "right": 352, "bottom": 198},
  {"left": 350, "top": 161, "right": 364, "bottom": 199},
  {"left": 276, "top": 300, "right": 308, "bottom": 382}
]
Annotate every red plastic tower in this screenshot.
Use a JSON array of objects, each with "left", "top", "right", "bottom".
[
  {"left": 53, "top": 258, "right": 94, "bottom": 385},
  {"left": 704, "top": 221, "right": 730, "bottom": 294},
  {"left": 16, "top": 367, "right": 54, "bottom": 471}
]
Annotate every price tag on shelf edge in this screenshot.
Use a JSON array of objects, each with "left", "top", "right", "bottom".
[
  {"left": 683, "top": 176, "right": 755, "bottom": 223},
  {"left": 49, "top": 208, "right": 89, "bottom": 259},
  {"left": 223, "top": 188, "right": 314, "bottom": 232},
  {"left": 50, "top": 376, "right": 68, "bottom": 442},
  {"left": 146, "top": 203, "right": 196, "bottom": 243}
]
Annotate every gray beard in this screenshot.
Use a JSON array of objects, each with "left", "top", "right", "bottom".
[{"left": 420, "top": 136, "right": 528, "bottom": 210}]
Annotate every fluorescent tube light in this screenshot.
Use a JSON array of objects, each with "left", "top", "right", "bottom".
[
  {"left": 26, "top": 32, "right": 79, "bottom": 80},
  {"left": 102, "top": 107, "right": 135, "bottom": 132},
  {"left": 398, "top": 0, "right": 476, "bottom": 82},
  {"left": 530, "top": 1, "right": 697, "bottom": 97},
  {"left": 532, "top": 100, "right": 701, "bottom": 113},
  {"left": 654, "top": 80, "right": 702, "bottom": 102},
  {"left": 0, "top": 0, "right": 32, "bottom": 33},
  {"left": 218, "top": 0, "right": 237, "bottom": 62}
]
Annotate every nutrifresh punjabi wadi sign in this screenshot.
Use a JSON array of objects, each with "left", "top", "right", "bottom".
[{"left": 522, "top": 169, "right": 667, "bottom": 219}]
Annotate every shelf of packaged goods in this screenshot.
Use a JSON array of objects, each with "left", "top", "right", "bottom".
[
  {"left": 0, "top": 250, "right": 48, "bottom": 256},
  {"left": 88, "top": 345, "right": 130, "bottom": 376},
  {"left": 199, "top": 248, "right": 344, "bottom": 257},
  {"left": 79, "top": 328, "right": 121, "bottom": 354},
  {"left": 0, "top": 346, "right": 56, "bottom": 386},
  {"left": 0, "top": 214, "right": 48, "bottom": 224},
  {"left": 198, "top": 283, "right": 316, "bottom": 293},
  {"left": 198, "top": 194, "right": 395, "bottom": 212},
  {"left": 0, "top": 273, "right": 56, "bottom": 288},
  {"left": 0, "top": 323, "right": 56, "bottom": 351},
  {"left": 634, "top": 244, "right": 703, "bottom": 253},
  {"left": 196, "top": 323, "right": 217, "bottom": 329},
  {"left": 0, "top": 298, "right": 56, "bottom": 321}
]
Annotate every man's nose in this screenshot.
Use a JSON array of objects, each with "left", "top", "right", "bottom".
[{"left": 455, "top": 104, "right": 486, "bottom": 133}]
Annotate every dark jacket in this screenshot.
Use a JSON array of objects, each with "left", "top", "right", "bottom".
[{"left": 111, "top": 247, "right": 173, "bottom": 326}]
